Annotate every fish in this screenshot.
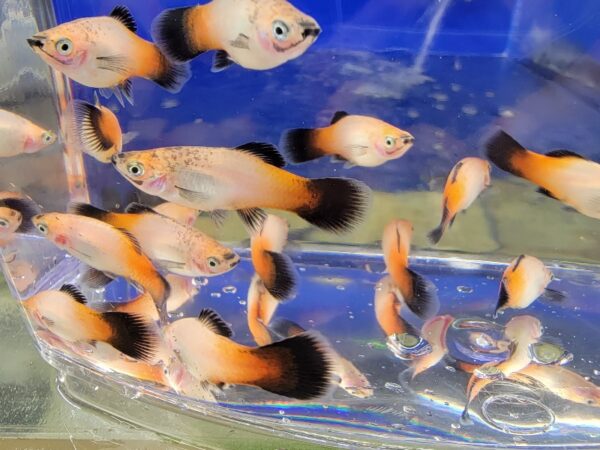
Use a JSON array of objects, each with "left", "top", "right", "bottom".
[
  {"left": 164, "top": 308, "right": 333, "bottom": 400},
  {"left": 428, "top": 157, "right": 491, "bottom": 244},
  {"left": 22, "top": 284, "right": 156, "bottom": 361},
  {"left": 27, "top": 6, "right": 190, "bottom": 105},
  {"left": 0, "top": 109, "right": 56, "bottom": 157},
  {"left": 152, "top": 0, "right": 321, "bottom": 71},
  {"left": 494, "top": 254, "right": 564, "bottom": 317},
  {"left": 0, "top": 192, "right": 41, "bottom": 234},
  {"left": 382, "top": 219, "right": 439, "bottom": 320},
  {"left": 154, "top": 202, "right": 199, "bottom": 227},
  {"left": 111, "top": 144, "right": 370, "bottom": 233},
  {"left": 0, "top": 207, "right": 23, "bottom": 235},
  {"left": 31, "top": 212, "right": 171, "bottom": 322},
  {"left": 281, "top": 111, "right": 414, "bottom": 168},
  {"left": 247, "top": 274, "right": 280, "bottom": 346},
  {"left": 69, "top": 202, "right": 239, "bottom": 277},
  {"left": 486, "top": 130, "right": 600, "bottom": 220},
  {"left": 411, "top": 315, "right": 454, "bottom": 378},
  {"left": 72, "top": 93, "right": 122, "bottom": 163},
  {"left": 373, "top": 275, "right": 420, "bottom": 337},
  {"left": 251, "top": 214, "right": 296, "bottom": 300}
]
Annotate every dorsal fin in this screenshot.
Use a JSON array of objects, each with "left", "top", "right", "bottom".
[
  {"left": 545, "top": 149, "right": 586, "bottom": 159},
  {"left": 450, "top": 161, "right": 464, "bottom": 183},
  {"left": 235, "top": 142, "right": 285, "bottom": 168},
  {"left": 330, "top": 111, "right": 349, "bottom": 125},
  {"left": 69, "top": 202, "right": 110, "bottom": 221},
  {"left": 60, "top": 284, "right": 88, "bottom": 305},
  {"left": 110, "top": 6, "right": 137, "bottom": 33},
  {"left": 125, "top": 202, "right": 158, "bottom": 215},
  {"left": 115, "top": 227, "right": 143, "bottom": 254},
  {"left": 512, "top": 254, "right": 525, "bottom": 272},
  {"left": 197, "top": 309, "right": 233, "bottom": 337},
  {"left": 537, "top": 187, "right": 558, "bottom": 200}
]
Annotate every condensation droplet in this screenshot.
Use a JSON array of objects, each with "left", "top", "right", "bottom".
[
  {"left": 222, "top": 285, "right": 237, "bottom": 294},
  {"left": 461, "top": 104, "right": 478, "bottom": 116},
  {"left": 457, "top": 285, "right": 473, "bottom": 294},
  {"left": 593, "top": 369, "right": 600, "bottom": 376}
]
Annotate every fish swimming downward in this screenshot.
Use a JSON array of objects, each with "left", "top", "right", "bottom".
[
  {"left": 0, "top": 109, "right": 56, "bottom": 157},
  {"left": 152, "top": 0, "right": 321, "bottom": 71},
  {"left": 111, "top": 143, "right": 370, "bottom": 233},
  {"left": 27, "top": 6, "right": 190, "bottom": 105},
  {"left": 70, "top": 202, "right": 239, "bottom": 278},
  {"left": 428, "top": 157, "right": 491, "bottom": 244},
  {"left": 281, "top": 111, "right": 414, "bottom": 168},
  {"left": 32, "top": 212, "right": 171, "bottom": 322},
  {"left": 494, "top": 254, "right": 564, "bottom": 318},
  {"left": 486, "top": 130, "right": 600, "bottom": 219}
]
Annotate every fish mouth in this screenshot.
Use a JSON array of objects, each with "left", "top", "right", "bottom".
[{"left": 386, "top": 136, "right": 415, "bottom": 156}]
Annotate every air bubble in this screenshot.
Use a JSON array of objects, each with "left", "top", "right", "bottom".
[
  {"left": 499, "top": 107, "right": 515, "bottom": 118},
  {"left": 457, "top": 286, "right": 473, "bottom": 294},
  {"left": 239, "top": 300, "right": 247, "bottom": 306},
  {"left": 336, "top": 285, "right": 346, "bottom": 291},
  {"left": 450, "top": 83, "right": 462, "bottom": 92},
  {"left": 210, "top": 292, "right": 221, "bottom": 298},
  {"left": 445, "top": 365, "right": 457, "bottom": 373},
  {"left": 222, "top": 285, "right": 237, "bottom": 294}
]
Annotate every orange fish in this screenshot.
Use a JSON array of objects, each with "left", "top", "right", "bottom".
[
  {"left": 494, "top": 254, "right": 564, "bottom": 317},
  {"left": 486, "top": 130, "right": 600, "bottom": 219},
  {"left": 164, "top": 309, "right": 333, "bottom": 400},
  {"left": 411, "top": 315, "right": 454, "bottom": 378},
  {"left": 154, "top": 202, "right": 199, "bottom": 227},
  {"left": 281, "top": 112, "right": 414, "bottom": 168},
  {"left": 428, "top": 157, "right": 491, "bottom": 244},
  {"left": 373, "top": 275, "right": 419, "bottom": 338},
  {"left": 382, "top": 219, "right": 439, "bottom": 320},
  {"left": 0, "top": 192, "right": 41, "bottom": 234},
  {"left": 0, "top": 109, "right": 56, "bottom": 157},
  {"left": 23, "top": 284, "right": 156, "bottom": 361},
  {"left": 28, "top": 6, "right": 190, "bottom": 105},
  {"left": 251, "top": 214, "right": 296, "bottom": 300},
  {"left": 32, "top": 212, "right": 170, "bottom": 322},
  {"left": 111, "top": 144, "right": 370, "bottom": 233},
  {"left": 152, "top": 0, "right": 320, "bottom": 71},
  {"left": 247, "top": 274, "right": 279, "bottom": 346}
]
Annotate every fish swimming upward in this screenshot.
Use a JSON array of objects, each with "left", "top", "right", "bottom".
[
  {"left": 31, "top": 212, "right": 170, "bottom": 322},
  {"left": 0, "top": 192, "right": 41, "bottom": 234},
  {"left": 428, "top": 157, "right": 491, "bottom": 244},
  {"left": 27, "top": 6, "right": 190, "bottom": 105},
  {"left": 486, "top": 130, "right": 600, "bottom": 220},
  {"left": 494, "top": 254, "right": 564, "bottom": 318},
  {"left": 164, "top": 309, "right": 333, "bottom": 400},
  {"left": 152, "top": 0, "right": 321, "bottom": 71},
  {"left": 111, "top": 144, "right": 370, "bottom": 233},
  {"left": 0, "top": 109, "right": 56, "bottom": 157},
  {"left": 281, "top": 111, "right": 415, "bottom": 168},
  {"left": 70, "top": 202, "right": 239, "bottom": 277},
  {"left": 23, "top": 284, "right": 156, "bottom": 361}
]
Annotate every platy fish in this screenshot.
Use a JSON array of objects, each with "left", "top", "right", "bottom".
[
  {"left": 70, "top": 202, "right": 239, "bottom": 277},
  {"left": 32, "top": 212, "right": 170, "bottom": 322},
  {"left": 28, "top": 6, "right": 190, "bottom": 105},
  {"left": 152, "top": 0, "right": 321, "bottom": 71},
  {"left": 486, "top": 130, "right": 600, "bottom": 220},
  {"left": 281, "top": 111, "right": 414, "bottom": 168},
  {"left": 154, "top": 202, "right": 199, "bottom": 227},
  {"left": 164, "top": 309, "right": 333, "bottom": 400},
  {"left": 428, "top": 157, "right": 491, "bottom": 244},
  {"left": 373, "top": 275, "right": 420, "bottom": 338},
  {"left": 0, "top": 109, "right": 56, "bottom": 157},
  {"left": 23, "top": 284, "right": 156, "bottom": 361},
  {"left": 247, "top": 275, "right": 280, "bottom": 346},
  {"left": 411, "top": 315, "right": 453, "bottom": 378},
  {"left": 111, "top": 143, "right": 370, "bottom": 233},
  {"left": 0, "top": 192, "right": 41, "bottom": 234},
  {"left": 494, "top": 254, "right": 564, "bottom": 317}
]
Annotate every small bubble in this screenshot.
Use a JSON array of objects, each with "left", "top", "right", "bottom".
[
  {"left": 161, "top": 98, "right": 180, "bottom": 109},
  {"left": 499, "top": 107, "right": 515, "bottom": 118},
  {"left": 210, "top": 292, "right": 221, "bottom": 298},
  {"left": 403, "top": 405, "right": 416, "bottom": 414},
  {"left": 222, "top": 285, "right": 237, "bottom": 294},
  {"left": 94, "top": 386, "right": 99, "bottom": 391},
  {"left": 445, "top": 365, "right": 457, "bottom": 373},
  {"left": 454, "top": 58, "right": 462, "bottom": 71},
  {"left": 451, "top": 423, "right": 461, "bottom": 430},
  {"left": 298, "top": 267, "right": 306, "bottom": 272},
  {"left": 431, "top": 92, "right": 448, "bottom": 102},
  {"left": 349, "top": 315, "right": 355, "bottom": 320},
  {"left": 336, "top": 285, "right": 346, "bottom": 291},
  {"left": 391, "top": 423, "right": 403, "bottom": 429},
  {"left": 281, "top": 417, "right": 290, "bottom": 424},
  {"left": 457, "top": 286, "right": 473, "bottom": 294},
  {"left": 461, "top": 104, "right": 478, "bottom": 116},
  {"left": 238, "top": 300, "right": 247, "bottom": 306},
  {"left": 593, "top": 369, "right": 600, "bottom": 376}
]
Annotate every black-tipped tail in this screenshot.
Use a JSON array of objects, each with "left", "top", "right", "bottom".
[
  {"left": 485, "top": 130, "right": 528, "bottom": 176},
  {"left": 152, "top": 54, "right": 191, "bottom": 93},
  {"left": 152, "top": 7, "right": 205, "bottom": 63},
  {"left": 280, "top": 128, "right": 323, "bottom": 163},
  {"left": 427, "top": 224, "right": 445, "bottom": 245},
  {"left": 298, "top": 178, "right": 370, "bottom": 233},
  {"left": 263, "top": 251, "right": 297, "bottom": 300},
  {"left": 73, "top": 100, "right": 117, "bottom": 157},
  {"left": 0, "top": 197, "right": 40, "bottom": 233},
  {"left": 254, "top": 332, "right": 333, "bottom": 400},
  {"left": 404, "top": 269, "right": 439, "bottom": 320},
  {"left": 102, "top": 312, "right": 156, "bottom": 361}
]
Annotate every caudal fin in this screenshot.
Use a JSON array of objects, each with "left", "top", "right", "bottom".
[
  {"left": 298, "top": 178, "right": 371, "bottom": 233},
  {"left": 427, "top": 223, "right": 445, "bottom": 245},
  {"left": 260, "top": 251, "right": 297, "bottom": 300},
  {"left": 152, "top": 7, "right": 206, "bottom": 63},
  {"left": 404, "top": 269, "right": 439, "bottom": 320},
  {"left": 485, "top": 130, "right": 528, "bottom": 176},
  {"left": 280, "top": 128, "right": 324, "bottom": 163},
  {"left": 102, "top": 312, "right": 156, "bottom": 361},
  {"left": 152, "top": 53, "right": 191, "bottom": 94}
]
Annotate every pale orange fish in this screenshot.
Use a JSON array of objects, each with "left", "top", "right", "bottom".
[
  {"left": 411, "top": 315, "right": 454, "bottom": 378},
  {"left": 0, "top": 191, "right": 41, "bottom": 234},
  {"left": 152, "top": 0, "right": 320, "bottom": 71},
  {"left": 28, "top": 6, "right": 190, "bottom": 105},
  {"left": 0, "top": 207, "right": 22, "bottom": 235},
  {"left": 373, "top": 275, "right": 419, "bottom": 337},
  {"left": 251, "top": 214, "right": 296, "bottom": 300},
  {"left": 382, "top": 219, "right": 438, "bottom": 320},
  {"left": 154, "top": 202, "right": 199, "bottom": 227},
  {"left": 164, "top": 309, "right": 333, "bottom": 400},
  {"left": 247, "top": 274, "right": 279, "bottom": 346},
  {"left": 23, "top": 284, "right": 156, "bottom": 361},
  {"left": 111, "top": 144, "right": 370, "bottom": 233},
  {"left": 0, "top": 109, "right": 56, "bottom": 157},
  {"left": 32, "top": 212, "right": 170, "bottom": 322},
  {"left": 428, "top": 157, "right": 491, "bottom": 244},
  {"left": 281, "top": 112, "right": 414, "bottom": 168},
  {"left": 70, "top": 202, "right": 239, "bottom": 277},
  {"left": 165, "top": 274, "right": 198, "bottom": 313},
  {"left": 487, "top": 130, "right": 600, "bottom": 219},
  {"left": 72, "top": 94, "right": 122, "bottom": 163},
  {"left": 494, "top": 254, "right": 564, "bottom": 317}
]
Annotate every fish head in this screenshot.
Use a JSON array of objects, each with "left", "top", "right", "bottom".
[
  {"left": 192, "top": 243, "right": 240, "bottom": 276},
  {"left": 373, "top": 126, "right": 414, "bottom": 160},
  {"left": 27, "top": 24, "right": 91, "bottom": 71},
  {"left": 112, "top": 152, "right": 171, "bottom": 195},
  {"left": 32, "top": 213, "right": 70, "bottom": 247},
  {"left": 0, "top": 207, "right": 22, "bottom": 234},
  {"left": 254, "top": 0, "right": 321, "bottom": 61},
  {"left": 23, "top": 127, "right": 57, "bottom": 154}
]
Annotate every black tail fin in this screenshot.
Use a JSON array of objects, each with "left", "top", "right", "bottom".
[
  {"left": 102, "top": 312, "right": 156, "bottom": 361},
  {"left": 427, "top": 223, "right": 445, "bottom": 245},
  {"left": 152, "top": 53, "right": 191, "bottom": 94},
  {"left": 72, "top": 100, "right": 119, "bottom": 159},
  {"left": 69, "top": 202, "right": 110, "bottom": 221},
  {"left": 485, "top": 130, "right": 528, "bottom": 176},
  {"left": 152, "top": 7, "right": 205, "bottom": 63},
  {"left": 0, "top": 197, "right": 40, "bottom": 233},
  {"left": 404, "top": 269, "right": 439, "bottom": 320},
  {"left": 298, "top": 178, "right": 370, "bottom": 233},
  {"left": 262, "top": 250, "right": 297, "bottom": 300},
  {"left": 253, "top": 332, "right": 333, "bottom": 400},
  {"left": 279, "top": 128, "right": 323, "bottom": 163}
]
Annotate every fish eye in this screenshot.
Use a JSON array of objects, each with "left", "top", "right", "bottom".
[
  {"left": 42, "top": 131, "right": 56, "bottom": 144},
  {"left": 272, "top": 20, "right": 290, "bottom": 41},
  {"left": 55, "top": 38, "right": 73, "bottom": 56},
  {"left": 36, "top": 223, "right": 48, "bottom": 234},
  {"left": 0, "top": 219, "right": 9, "bottom": 228},
  {"left": 127, "top": 162, "right": 144, "bottom": 178},
  {"left": 384, "top": 136, "right": 396, "bottom": 148},
  {"left": 207, "top": 257, "right": 220, "bottom": 269}
]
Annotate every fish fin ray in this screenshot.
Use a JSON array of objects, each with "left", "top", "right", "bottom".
[
  {"left": 404, "top": 269, "right": 439, "bottom": 319},
  {"left": 81, "top": 267, "right": 115, "bottom": 289},
  {"left": 110, "top": 5, "right": 137, "bottom": 33},
  {"left": 542, "top": 288, "right": 567, "bottom": 303},
  {"left": 174, "top": 170, "right": 217, "bottom": 202},
  {"left": 118, "top": 80, "right": 133, "bottom": 106},
  {"left": 72, "top": 100, "right": 116, "bottom": 155},
  {"left": 330, "top": 111, "right": 349, "bottom": 125},
  {"left": 235, "top": 142, "right": 285, "bottom": 168},
  {"left": 60, "top": 284, "right": 88, "bottom": 305},
  {"left": 209, "top": 209, "right": 228, "bottom": 227},
  {"left": 211, "top": 50, "right": 235, "bottom": 72},
  {"left": 545, "top": 149, "right": 586, "bottom": 159},
  {"left": 493, "top": 282, "right": 510, "bottom": 318},
  {"left": 115, "top": 227, "right": 143, "bottom": 254},
  {"left": 279, "top": 128, "right": 322, "bottom": 163},
  {"left": 125, "top": 202, "right": 158, "bottom": 215},
  {"left": 96, "top": 55, "right": 130, "bottom": 76},
  {"left": 238, "top": 208, "right": 267, "bottom": 233},
  {"left": 102, "top": 312, "right": 156, "bottom": 361},
  {"left": 268, "top": 318, "right": 306, "bottom": 338},
  {"left": 68, "top": 202, "right": 110, "bottom": 221},
  {"left": 197, "top": 308, "right": 233, "bottom": 337},
  {"left": 151, "top": 55, "right": 191, "bottom": 94},
  {"left": 450, "top": 161, "right": 464, "bottom": 183},
  {"left": 262, "top": 251, "right": 297, "bottom": 300}
]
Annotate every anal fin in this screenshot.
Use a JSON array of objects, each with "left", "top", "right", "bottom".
[
  {"left": 212, "top": 50, "right": 235, "bottom": 73},
  {"left": 238, "top": 208, "right": 267, "bottom": 233},
  {"left": 81, "top": 267, "right": 115, "bottom": 289}
]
